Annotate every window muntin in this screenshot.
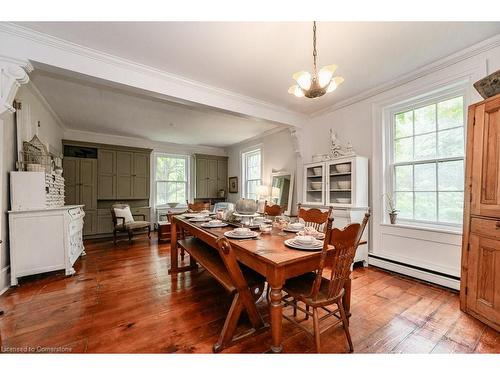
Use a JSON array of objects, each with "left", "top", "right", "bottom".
[
  {"left": 242, "top": 149, "right": 262, "bottom": 200},
  {"left": 392, "top": 96, "right": 465, "bottom": 225},
  {"left": 155, "top": 154, "right": 188, "bottom": 206}
]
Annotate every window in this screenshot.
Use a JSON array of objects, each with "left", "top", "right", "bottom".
[
  {"left": 390, "top": 94, "right": 465, "bottom": 226},
  {"left": 155, "top": 154, "right": 189, "bottom": 206},
  {"left": 242, "top": 148, "right": 262, "bottom": 200}
]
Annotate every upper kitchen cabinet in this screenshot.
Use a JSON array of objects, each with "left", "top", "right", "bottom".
[
  {"left": 469, "top": 96, "right": 500, "bottom": 218},
  {"left": 194, "top": 154, "right": 228, "bottom": 199},
  {"left": 63, "top": 140, "right": 151, "bottom": 201}
]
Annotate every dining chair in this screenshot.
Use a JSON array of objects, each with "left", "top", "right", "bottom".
[
  {"left": 297, "top": 203, "right": 333, "bottom": 231},
  {"left": 281, "top": 213, "right": 370, "bottom": 353},
  {"left": 186, "top": 200, "right": 211, "bottom": 212},
  {"left": 213, "top": 237, "right": 268, "bottom": 352},
  {"left": 111, "top": 203, "right": 151, "bottom": 245},
  {"left": 264, "top": 201, "right": 283, "bottom": 217}
]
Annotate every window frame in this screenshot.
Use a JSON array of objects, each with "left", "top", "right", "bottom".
[
  {"left": 153, "top": 152, "right": 190, "bottom": 209},
  {"left": 385, "top": 85, "right": 468, "bottom": 229},
  {"left": 241, "top": 147, "right": 263, "bottom": 200}
]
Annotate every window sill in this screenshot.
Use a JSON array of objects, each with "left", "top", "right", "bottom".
[{"left": 380, "top": 222, "right": 463, "bottom": 235}]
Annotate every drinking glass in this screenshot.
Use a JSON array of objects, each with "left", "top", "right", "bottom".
[{"left": 275, "top": 215, "right": 290, "bottom": 236}]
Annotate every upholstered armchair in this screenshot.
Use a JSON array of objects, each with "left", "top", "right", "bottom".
[{"left": 111, "top": 203, "right": 151, "bottom": 245}]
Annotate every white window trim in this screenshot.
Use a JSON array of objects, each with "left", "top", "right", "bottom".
[
  {"left": 153, "top": 152, "right": 191, "bottom": 209},
  {"left": 241, "top": 145, "right": 263, "bottom": 200},
  {"left": 383, "top": 83, "right": 468, "bottom": 232}
]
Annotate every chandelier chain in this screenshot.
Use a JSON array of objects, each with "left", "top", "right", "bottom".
[{"left": 312, "top": 21, "right": 317, "bottom": 74}]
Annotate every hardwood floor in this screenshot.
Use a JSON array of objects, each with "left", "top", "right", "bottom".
[{"left": 0, "top": 237, "right": 498, "bottom": 353}]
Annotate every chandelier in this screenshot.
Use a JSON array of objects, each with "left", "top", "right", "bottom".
[{"left": 288, "top": 22, "right": 344, "bottom": 99}]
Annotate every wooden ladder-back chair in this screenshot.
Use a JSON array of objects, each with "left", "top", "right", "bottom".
[
  {"left": 297, "top": 203, "right": 333, "bottom": 232},
  {"left": 282, "top": 213, "right": 370, "bottom": 353},
  {"left": 186, "top": 200, "right": 211, "bottom": 212},
  {"left": 264, "top": 201, "right": 283, "bottom": 217}
]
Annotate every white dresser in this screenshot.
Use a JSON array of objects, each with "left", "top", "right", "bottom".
[{"left": 8, "top": 205, "right": 85, "bottom": 286}]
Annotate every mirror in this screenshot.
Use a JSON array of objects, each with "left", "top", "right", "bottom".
[{"left": 270, "top": 171, "right": 294, "bottom": 215}]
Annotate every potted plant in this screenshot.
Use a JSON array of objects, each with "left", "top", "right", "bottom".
[{"left": 385, "top": 193, "right": 399, "bottom": 224}]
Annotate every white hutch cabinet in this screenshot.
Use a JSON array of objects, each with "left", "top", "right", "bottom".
[{"left": 303, "top": 155, "right": 369, "bottom": 265}]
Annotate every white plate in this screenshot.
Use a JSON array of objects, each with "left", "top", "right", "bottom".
[
  {"left": 189, "top": 217, "right": 211, "bottom": 222},
  {"left": 201, "top": 222, "right": 228, "bottom": 228},
  {"left": 284, "top": 238, "right": 323, "bottom": 250},
  {"left": 183, "top": 213, "right": 207, "bottom": 218},
  {"left": 283, "top": 226, "right": 304, "bottom": 233},
  {"left": 224, "top": 230, "right": 259, "bottom": 239},
  {"left": 297, "top": 231, "right": 325, "bottom": 240}
]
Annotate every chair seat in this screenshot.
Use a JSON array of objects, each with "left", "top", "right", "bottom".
[
  {"left": 284, "top": 272, "right": 343, "bottom": 305},
  {"left": 157, "top": 221, "right": 170, "bottom": 226},
  {"left": 116, "top": 221, "right": 150, "bottom": 230}
]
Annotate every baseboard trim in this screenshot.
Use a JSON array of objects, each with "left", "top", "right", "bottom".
[
  {"left": 0, "top": 266, "right": 10, "bottom": 296},
  {"left": 368, "top": 255, "right": 460, "bottom": 290}
]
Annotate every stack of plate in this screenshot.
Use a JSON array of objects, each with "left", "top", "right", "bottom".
[
  {"left": 188, "top": 215, "right": 211, "bottom": 222},
  {"left": 224, "top": 229, "right": 259, "bottom": 239},
  {"left": 284, "top": 236, "right": 323, "bottom": 250},
  {"left": 201, "top": 220, "right": 228, "bottom": 228}
]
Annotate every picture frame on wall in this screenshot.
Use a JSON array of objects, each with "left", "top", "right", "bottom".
[{"left": 228, "top": 176, "right": 238, "bottom": 193}]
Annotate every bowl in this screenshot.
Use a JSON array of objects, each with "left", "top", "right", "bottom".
[
  {"left": 289, "top": 222, "right": 305, "bottom": 230},
  {"left": 310, "top": 182, "right": 322, "bottom": 190},
  {"left": 337, "top": 181, "right": 351, "bottom": 190},
  {"left": 294, "top": 235, "right": 316, "bottom": 245},
  {"left": 335, "top": 164, "right": 351, "bottom": 173},
  {"left": 209, "top": 219, "right": 222, "bottom": 225},
  {"left": 312, "top": 167, "right": 323, "bottom": 176},
  {"left": 234, "top": 227, "right": 251, "bottom": 234},
  {"left": 167, "top": 202, "right": 179, "bottom": 208},
  {"left": 336, "top": 198, "right": 351, "bottom": 204}
]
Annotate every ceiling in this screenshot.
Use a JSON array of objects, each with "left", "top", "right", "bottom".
[
  {"left": 30, "top": 70, "right": 282, "bottom": 148},
  {"left": 16, "top": 22, "right": 500, "bottom": 114}
]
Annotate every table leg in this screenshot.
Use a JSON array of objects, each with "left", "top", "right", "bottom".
[
  {"left": 269, "top": 283, "right": 284, "bottom": 353},
  {"left": 168, "top": 219, "right": 178, "bottom": 274}
]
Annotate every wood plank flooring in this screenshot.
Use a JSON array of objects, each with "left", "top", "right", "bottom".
[{"left": 0, "top": 237, "right": 498, "bottom": 353}]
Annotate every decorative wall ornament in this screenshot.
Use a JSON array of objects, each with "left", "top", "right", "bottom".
[
  {"left": 0, "top": 58, "right": 33, "bottom": 116},
  {"left": 329, "top": 129, "right": 355, "bottom": 158},
  {"left": 289, "top": 128, "right": 303, "bottom": 158}
]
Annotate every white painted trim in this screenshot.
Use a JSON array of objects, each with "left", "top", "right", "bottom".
[
  {"left": 226, "top": 126, "right": 290, "bottom": 149},
  {"left": 0, "top": 23, "right": 306, "bottom": 127},
  {"left": 311, "top": 33, "right": 500, "bottom": 118},
  {"left": 0, "top": 266, "right": 10, "bottom": 295},
  {"left": 368, "top": 256, "right": 460, "bottom": 291},
  {"left": 26, "top": 80, "right": 66, "bottom": 131},
  {"left": 63, "top": 128, "right": 227, "bottom": 156}
]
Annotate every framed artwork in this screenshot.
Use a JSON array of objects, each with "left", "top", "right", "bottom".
[{"left": 228, "top": 176, "right": 238, "bottom": 193}]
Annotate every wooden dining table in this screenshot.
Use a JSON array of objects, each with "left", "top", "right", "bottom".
[{"left": 168, "top": 215, "right": 353, "bottom": 353}]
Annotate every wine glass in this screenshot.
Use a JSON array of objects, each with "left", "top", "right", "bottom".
[{"left": 275, "top": 215, "right": 290, "bottom": 236}]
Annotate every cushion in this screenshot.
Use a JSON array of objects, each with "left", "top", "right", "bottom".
[
  {"left": 114, "top": 206, "right": 134, "bottom": 224},
  {"left": 125, "top": 221, "right": 150, "bottom": 230}
]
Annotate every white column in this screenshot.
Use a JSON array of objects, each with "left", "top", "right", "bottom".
[{"left": 0, "top": 58, "right": 32, "bottom": 116}]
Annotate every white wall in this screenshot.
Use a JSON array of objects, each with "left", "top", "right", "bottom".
[
  {"left": 301, "top": 44, "right": 500, "bottom": 289},
  {"left": 0, "top": 83, "right": 65, "bottom": 294},
  {"left": 226, "top": 128, "right": 298, "bottom": 212},
  {"left": 16, "top": 83, "right": 65, "bottom": 155}
]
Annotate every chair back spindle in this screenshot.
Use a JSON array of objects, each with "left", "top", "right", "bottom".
[
  {"left": 310, "top": 213, "right": 370, "bottom": 302},
  {"left": 297, "top": 203, "right": 333, "bottom": 232}
]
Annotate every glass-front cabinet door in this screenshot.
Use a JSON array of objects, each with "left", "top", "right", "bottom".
[
  {"left": 303, "top": 162, "right": 325, "bottom": 205},
  {"left": 326, "top": 158, "right": 354, "bottom": 207}
]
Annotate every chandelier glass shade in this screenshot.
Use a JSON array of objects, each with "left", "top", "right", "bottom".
[{"left": 289, "top": 22, "right": 344, "bottom": 99}]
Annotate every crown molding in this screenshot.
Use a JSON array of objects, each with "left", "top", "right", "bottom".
[
  {"left": 0, "top": 23, "right": 305, "bottom": 127},
  {"left": 224, "top": 125, "right": 291, "bottom": 150},
  {"left": 310, "top": 32, "right": 500, "bottom": 118},
  {"left": 63, "top": 128, "right": 227, "bottom": 156}
]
